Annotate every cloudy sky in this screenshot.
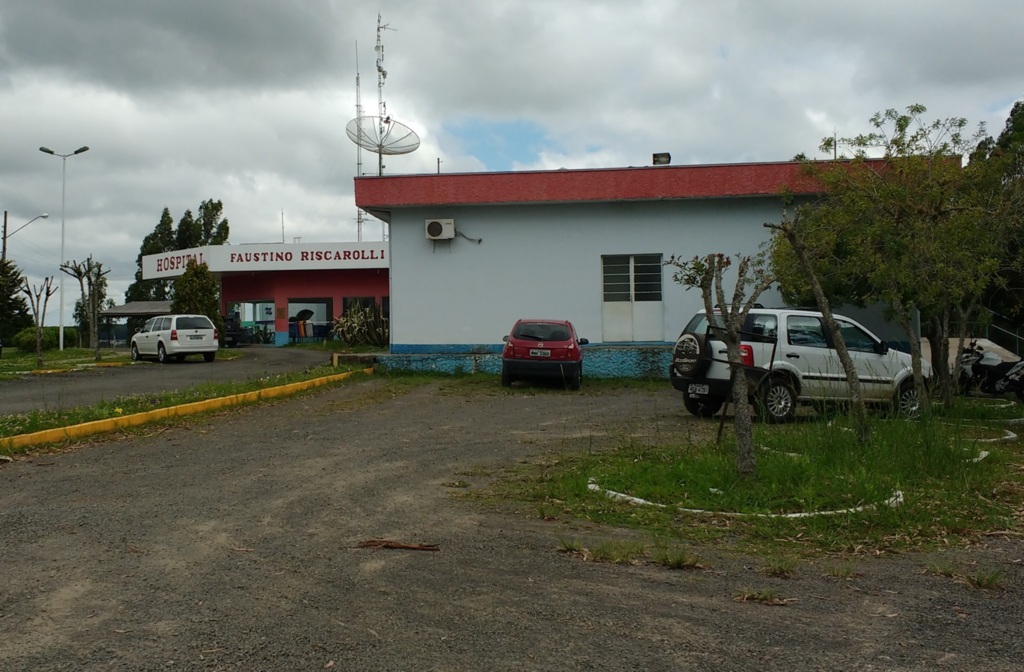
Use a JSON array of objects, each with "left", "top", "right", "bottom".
[{"left": 1, "top": 0, "right": 1022, "bottom": 325}]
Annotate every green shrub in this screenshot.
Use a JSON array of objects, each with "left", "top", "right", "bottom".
[
  {"left": 13, "top": 327, "right": 80, "bottom": 351},
  {"left": 331, "top": 302, "right": 389, "bottom": 347}
]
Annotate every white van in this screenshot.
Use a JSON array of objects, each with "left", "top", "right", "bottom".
[{"left": 131, "top": 314, "right": 219, "bottom": 363}]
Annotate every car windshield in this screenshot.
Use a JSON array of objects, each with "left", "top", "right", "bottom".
[{"left": 513, "top": 322, "right": 571, "bottom": 341}]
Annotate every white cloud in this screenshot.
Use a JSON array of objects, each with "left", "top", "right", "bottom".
[{"left": 1, "top": 0, "right": 1022, "bottom": 323}]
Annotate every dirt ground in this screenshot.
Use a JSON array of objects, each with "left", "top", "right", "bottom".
[{"left": 1, "top": 377, "right": 1022, "bottom": 671}]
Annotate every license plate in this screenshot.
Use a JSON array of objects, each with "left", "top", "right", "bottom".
[
  {"left": 530, "top": 349, "right": 551, "bottom": 357},
  {"left": 688, "top": 383, "right": 709, "bottom": 395},
  {"left": 189, "top": 335, "right": 204, "bottom": 340}
]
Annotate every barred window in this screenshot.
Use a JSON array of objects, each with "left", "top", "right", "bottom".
[{"left": 602, "top": 254, "right": 662, "bottom": 302}]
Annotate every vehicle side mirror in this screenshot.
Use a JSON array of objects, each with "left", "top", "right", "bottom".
[
  {"left": 876, "top": 341, "right": 889, "bottom": 355},
  {"left": 502, "top": 335, "right": 509, "bottom": 342},
  {"left": 578, "top": 338, "right": 589, "bottom": 345}
]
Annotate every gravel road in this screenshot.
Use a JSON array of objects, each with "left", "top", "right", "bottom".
[{"left": 1, "top": 377, "right": 1022, "bottom": 671}]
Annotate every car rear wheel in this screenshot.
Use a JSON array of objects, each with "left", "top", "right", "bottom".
[
  {"left": 683, "top": 396, "right": 724, "bottom": 418},
  {"left": 894, "top": 380, "right": 922, "bottom": 419},
  {"left": 130, "top": 344, "right": 141, "bottom": 362},
  {"left": 567, "top": 365, "right": 582, "bottom": 391},
  {"left": 757, "top": 376, "right": 797, "bottom": 423},
  {"left": 500, "top": 365, "right": 513, "bottom": 387},
  {"left": 157, "top": 343, "right": 169, "bottom": 364},
  {"left": 203, "top": 352, "right": 216, "bottom": 362}
]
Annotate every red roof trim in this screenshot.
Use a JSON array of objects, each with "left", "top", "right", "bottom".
[{"left": 354, "top": 161, "right": 847, "bottom": 210}]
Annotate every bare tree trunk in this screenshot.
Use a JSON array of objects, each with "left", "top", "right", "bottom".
[
  {"left": 668, "top": 251, "right": 774, "bottom": 478},
  {"left": 21, "top": 276, "right": 56, "bottom": 368},
  {"left": 892, "top": 297, "right": 930, "bottom": 414},
  {"left": 928, "top": 309, "right": 953, "bottom": 408},
  {"left": 765, "top": 219, "right": 871, "bottom": 444},
  {"left": 951, "top": 299, "right": 979, "bottom": 396},
  {"left": 59, "top": 256, "right": 109, "bottom": 357},
  {"left": 729, "top": 354, "right": 756, "bottom": 476}
]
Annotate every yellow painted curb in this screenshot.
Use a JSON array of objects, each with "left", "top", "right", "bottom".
[
  {"left": 1, "top": 367, "right": 373, "bottom": 451},
  {"left": 25, "top": 361, "right": 130, "bottom": 375}
]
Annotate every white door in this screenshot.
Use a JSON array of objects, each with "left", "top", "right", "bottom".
[
  {"left": 137, "top": 318, "right": 158, "bottom": 356},
  {"left": 836, "top": 318, "right": 900, "bottom": 400},
  {"left": 784, "top": 315, "right": 845, "bottom": 399},
  {"left": 600, "top": 254, "right": 663, "bottom": 342}
]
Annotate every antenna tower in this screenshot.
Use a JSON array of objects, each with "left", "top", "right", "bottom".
[
  {"left": 346, "top": 13, "right": 421, "bottom": 174},
  {"left": 354, "top": 42, "right": 364, "bottom": 242},
  {"left": 346, "top": 14, "right": 419, "bottom": 240}
]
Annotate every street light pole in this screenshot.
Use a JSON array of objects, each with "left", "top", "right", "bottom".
[
  {"left": 2, "top": 212, "right": 49, "bottom": 261},
  {"left": 39, "top": 145, "right": 89, "bottom": 351}
]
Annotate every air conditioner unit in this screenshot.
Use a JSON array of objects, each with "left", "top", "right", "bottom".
[{"left": 425, "top": 218, "right": 456, "bottom": 240}]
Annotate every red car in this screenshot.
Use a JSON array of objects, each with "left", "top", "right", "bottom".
[{"left": 501, "top": 319, "right": 589, "bottom": 390}]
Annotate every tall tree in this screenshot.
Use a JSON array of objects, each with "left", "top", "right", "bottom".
[
  {"left": 170, "top": 259, "right": 223, "bottom": 332},
  {"left": 125, "top": 207, "right": 176, "bottom": 304},
  {"left": 974, "top": 99, "right": 1024, "bottom": 323},
  {"left": 175, "top": 209, "right": 201, "bottom": 250},
  {"left": 196, "top": 199, "right": 230, "bottom": 245},
  {"left": 0, "top": 257, "right": 32, "bottom": 343},
  {"left": 125, "top": 200, "right": 230, "bottom": 306},
  {"left": 772, "top": 104, "right": 1017, "bottom": 407},
  {"left": 175, "top": 199, "right": 229, "bottom": 250}
]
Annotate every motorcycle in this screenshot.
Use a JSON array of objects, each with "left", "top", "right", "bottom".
[{"left": 958, "top": 339, "right": 1024, "bottom": 400}]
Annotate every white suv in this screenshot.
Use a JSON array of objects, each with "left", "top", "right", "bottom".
[
  {"left": 131, "top": 314, "right": 219, "bottom": 364},
  {"left": 669, "top": 308, "right": 928, "bottom": 422}
]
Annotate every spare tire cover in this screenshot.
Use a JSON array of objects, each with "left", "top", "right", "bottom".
[{"left": 673, "top": 332, "right": 710, "bottom": 376}]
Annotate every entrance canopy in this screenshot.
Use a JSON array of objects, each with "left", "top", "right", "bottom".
[{"left": 100, "top": 301, "right": 172, "bottom": 318}]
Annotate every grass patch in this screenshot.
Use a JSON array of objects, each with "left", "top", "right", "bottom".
[
  {"left": 762, "top": 556, "right": 799, "bottom": 578},
  {"left": 290, "top": 341, "right": 384, "bottom": 354},
  {"left": 557, "top": 536, "right": 586, "bottom": 554},
  {"left": 965, "top": 570, "right": 1005, "bottom": 590},
  {"left": 934, "top": 397, "right": 1024, "bottom": 423},
  {"left": 926, "top": 559, "right": 958, "bottom": 577},
  {"left": 926, "top": 559, "right": 1005, "bottom": 590},
  {"left": 555, "top": 537, "right": 706, "bottom": 569},
  {"left": 823, "top": 561, "right": 859, "bottom": 578},
  {"left": 589, "top": 540, "right": 647, "bottom": 564},
  {"left": 535, "top": 501, "right": 561, "bottom": 520},
  {"left": 651, "top": 544, "right": 705, "bottom": 570},
  {"left": 0, "top": 363, "right": 367, "bottom": 444},
  {"left": 485, "top": 401, "right": 1023, "bottom": 555},
  {"left": 0, "top": 347, "right": 132, "bottom": 379}
]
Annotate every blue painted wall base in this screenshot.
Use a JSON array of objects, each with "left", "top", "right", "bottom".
[{"left": 378, "top": 345, "right": 672, "bottom": 379}]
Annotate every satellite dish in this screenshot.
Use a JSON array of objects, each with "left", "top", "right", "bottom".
[
  {"left": 349, "top": 14, "right": 419, "bottom": 183},
  {"left": 347, "top": 116, "right": 420, "bottom": 155}
]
